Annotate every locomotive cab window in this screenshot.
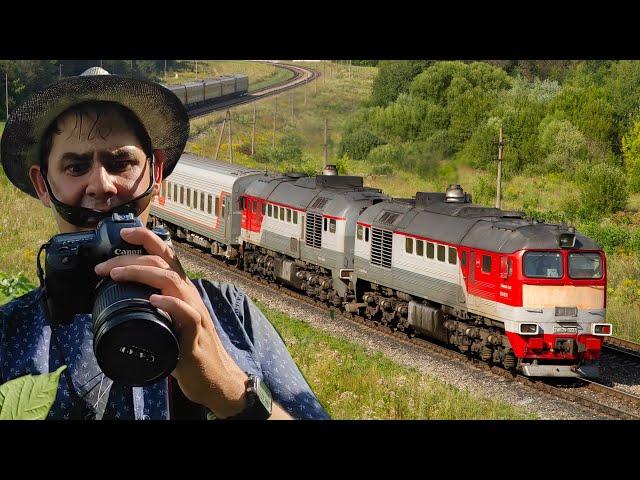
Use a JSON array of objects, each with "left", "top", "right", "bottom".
[
  {"left": 524, "top": 251, "right": 562, "bottom": 279},
  {"left": 448, "top": 247, "right": 457, "bottom": 265},
  {"left": 437, "top": 244, "right": 446, "bottom": 262},
  {"left": 416, "top": 240, "right": 424, "bottom": 256},
  {"left": 405, "top": 237, "right": 413, "bottom": 254},
  {"left": 482, "top": 255, "right": 492, "bottom": 273},
  {"left": 569, "top": 252, "right": 603, "bottom": 279}
]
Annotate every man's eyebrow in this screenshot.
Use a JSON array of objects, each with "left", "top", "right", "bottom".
[
  {"left": 60, "top": 152, "right": 92, "bottom": 163},
  {"left": 109, "top": 148, "right": 140, "bottom": 160}
]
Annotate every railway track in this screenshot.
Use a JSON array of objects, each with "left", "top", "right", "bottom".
[
  {"left": 186, "top": 62, "right": 319, "bottom": 119},
  {"left": 166, "top": 234, "right": 640, "bottom": 420}
]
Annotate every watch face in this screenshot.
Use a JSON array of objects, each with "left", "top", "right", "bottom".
[{"left": 253, "top": 376, "right": 273, "bottom": 416}]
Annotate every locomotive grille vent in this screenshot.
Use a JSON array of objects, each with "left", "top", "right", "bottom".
[
  {"left": 377, "top": 211, "right": 400, "bottom": 226},
  {"left": 305, "top": 213, "right": 322, "bottom": 249},
  {"left": 310, "top": 197, "right": 330, "bottom": 209},
  {"left": 370, "top": 228, "right": 393, "bottom": 269}
]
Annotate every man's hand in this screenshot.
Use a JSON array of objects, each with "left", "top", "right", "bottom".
[{"left": 94, "top": 226, "right": 249, "bottom": 418}]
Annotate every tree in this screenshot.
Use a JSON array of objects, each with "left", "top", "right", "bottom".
[{"left": 369, "top": 60, "right": 431, "bottom": 107}]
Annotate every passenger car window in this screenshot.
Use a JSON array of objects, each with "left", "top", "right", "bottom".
[{"left": 482, "top": 255, "right": 492, "bottom": 273}]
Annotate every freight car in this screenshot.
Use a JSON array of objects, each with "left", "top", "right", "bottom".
[{"left": 162, "top": 74, "right": 249, "bottom": 108}]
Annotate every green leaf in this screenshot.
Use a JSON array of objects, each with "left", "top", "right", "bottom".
[{"left": 0, "top": 366, "right": 67, "bottom": 420}]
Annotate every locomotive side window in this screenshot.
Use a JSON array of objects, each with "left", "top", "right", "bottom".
[
  {"left": 329, "top": 219, "right": 336, "bottom": 233},
  {"left": 482, "top": 255, "right": 492, "bottom": 273},
  {"left": 293, "top": 211, "right": 298, "bottom": 224},
  {"left": 437, "top": 244, "right": 446, "bottom": 262},
  {"left": 569, "top": 252, "right": 603, "bottom": 279},
  {"left": 426, "top": 242, "right": 434, "bottom": 259},
  {"left": 365, "top": 227, "right": 369, "bottom": 242},
  {"left": 268, "top": 204, "right": 272, "bottom": 217},
  {"left": 287, "top": 209, "right": 292, "bottom": 223},
  {"left": 208, "top": 195, "right": 212, "bottom": 214},
  {"left": 357, "top": 225, "right": 363, "bottom": 240},
  {"left": 280, "top": 207, "right": 285, "bottom": 221},
  {"left": 405, "top": 237, "right": 413, "bottom": 254},
  {"left": 416, "top": 240, "right": 424, "bottom": 256},
  {"left": 524, "top": 251, "right": 562, "bottom": 278},
  {"left": 180, "top": 186, "right": 184, "bottom": 204},
  {"left": 448, "top": 247, "right": 457, "bottom": 265},
  {"left": 200, "top": 192, "right": 205, "bottom": 212},
  {"left": 215, "top": 197, "right": 220, "bottom": 216}
]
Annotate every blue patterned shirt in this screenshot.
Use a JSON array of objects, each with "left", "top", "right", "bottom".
[{"left": 0, "top": 279, "right": 330, "bottom": 420}]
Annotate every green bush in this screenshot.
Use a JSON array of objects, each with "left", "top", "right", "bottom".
[
  {"left": 370, "top": 60, "right": 431, "bottom": 107},
  {"left": 578, "top": 162, "right": 627, "bottom": 218},
  {"left": 622, "top": 119, "right": 640, "bottom": 192},
  {"left": 0, "top": 271, "right": 36, "bottom": 306},
  {"left": 367, "top": 142, "right": 439, "bottom": 176},
  {"left": 338, "top": 129, "right": 385, "bottom": 161},
  {"left": 255, "top": 132, "right": 303, "bottom": 165}
]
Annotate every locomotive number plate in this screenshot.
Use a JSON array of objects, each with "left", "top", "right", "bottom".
[{"left": 554, "top": 326, "right": 578, "bottom": 334}]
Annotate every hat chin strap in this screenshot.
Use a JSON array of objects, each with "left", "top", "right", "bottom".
[{"left": 40, "top": 155, "right": 156, "bottom": 229}]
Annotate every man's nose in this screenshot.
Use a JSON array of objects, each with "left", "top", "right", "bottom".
[{"left": 85, "top": 163, "right": 118, "bottom": 200}]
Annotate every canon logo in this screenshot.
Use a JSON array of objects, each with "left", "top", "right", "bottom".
[{"left": 114, "top": 249, "right": 143, "bottom": 255}]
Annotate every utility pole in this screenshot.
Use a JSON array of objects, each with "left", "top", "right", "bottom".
[
  {"left": 273, "top": 96, "right": 278, "bottom": 147},
  {"left": 291, "top": 91, "right": 294, "bottom": 121},
  {"left": 349, "top": 60, "right": 351, "bottom": 80},
  {"left": 100, "top": 59, "right": 103, "bottom": 68},
  {"left": 315, "top": 75, "right": 318, "bottom": 94},
  {"left": 59, "top": 63, "right": 62, "bottom": 80},
  {"left": 304, "top": 81, "right": 307, "bottom": 106},
  {"left": 323, "top": 61, "right": 326, "bottom": 85},
  {"left": 227, "top": 110, "right": 233, "bottom": 163},
  {"left": 496, "top": 126, "right": 504, "bottom": 209},
  {"left": 215, "top": 115, "right": 227, "bottom": 161},
  {"left": 164, "top": 60, "right": 167, "bottom": 79},
  {"left": 131, "top": 60, "right": 134, "bottom": 78},
  {"left": 251, "top": 104, "right": 256, "bottom": 156},
  {"left": 323, "top": 118, "right": 328, "bottom": 167},
  {"left": 195, "top": 60, "right": 198, "bottom": 80}
]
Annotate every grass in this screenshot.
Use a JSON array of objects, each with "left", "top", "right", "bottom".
[
  {"left": 252, "top": 300, "right": 535, "bottom": 419},
  {"left": 161, "top": 60, "right": 290, "bottom": 91},
  {"left": 186, "top": 61, "right": 377, "bottom": 169}
]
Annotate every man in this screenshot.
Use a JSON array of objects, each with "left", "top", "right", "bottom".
[{"left": 0, "top": 67, "right": 330, "bottom": 420}]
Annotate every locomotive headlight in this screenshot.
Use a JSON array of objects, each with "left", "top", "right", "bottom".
[
  {"left": 520, "top": 323, "right": 539, "bottom": 335},
  {"left": 559, "top": 233, "right": 576, "bottom": 248},
  {"left": 592, "top": 323, "right": 613, "bottom": 336}
]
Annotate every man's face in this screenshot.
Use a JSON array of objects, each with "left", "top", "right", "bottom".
[{"left": 29, "top": 107, "right": 161, "bottom": 233}]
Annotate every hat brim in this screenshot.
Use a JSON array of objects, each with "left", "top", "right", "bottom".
[{"left": 0, "top": 75, "right": 190, "bottom": 198}]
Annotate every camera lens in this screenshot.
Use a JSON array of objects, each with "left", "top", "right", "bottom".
[{"left": 92, "top": 279, "right": 180, "bottom": 386}]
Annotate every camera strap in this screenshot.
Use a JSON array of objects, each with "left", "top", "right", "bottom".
[{"left": 36, "top": 241, "right": 50, "bottom": 290}]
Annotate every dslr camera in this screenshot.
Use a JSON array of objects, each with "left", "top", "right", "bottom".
[{"left": 41, "top": 212, "right": 180, "bottom": 386}]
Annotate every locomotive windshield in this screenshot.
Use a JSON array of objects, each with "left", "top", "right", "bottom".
[
  {"left": 568, "top": 252, "right": 603, "bottom": 279},
  {"left": 523, "top": 251, "right": 563, "bottom": 278}
]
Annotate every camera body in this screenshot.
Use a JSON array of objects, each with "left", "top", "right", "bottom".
[
  {"left": 44, "top": 212, "right": 146, "bottom": 323},
  {"left": 43, "top": 212, "right": 180, "bottom": 386}
]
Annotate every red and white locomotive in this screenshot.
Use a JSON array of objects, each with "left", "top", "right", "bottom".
[{"left": 150, "top": 154, "right": 611, "bottom": 378}]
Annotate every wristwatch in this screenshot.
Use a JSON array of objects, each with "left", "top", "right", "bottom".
[{"left": 208, "top": 374, "right": 273, "bottom": 420}]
